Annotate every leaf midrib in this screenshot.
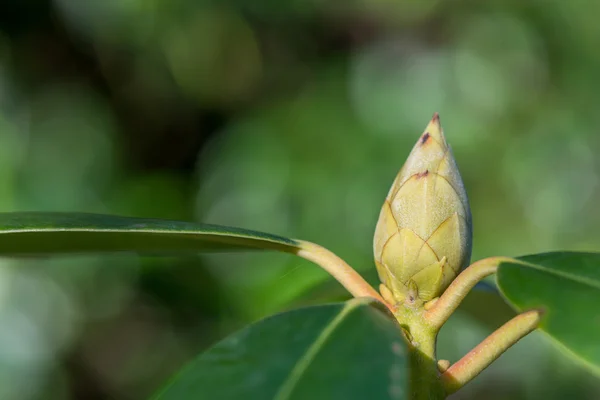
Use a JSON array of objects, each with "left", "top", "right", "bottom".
[{"left": 273, "top": 300, "right": 360, "bottom": 400}]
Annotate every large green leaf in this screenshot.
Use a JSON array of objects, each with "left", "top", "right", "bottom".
[
  {"left": 0, "top": 212, "right": 299, "bottom": 254},
  {"left": 153, "top": 299, "right": 407, "bottom": 400},
  {"left": 496, "top": 252, "right": 600, "bottom": 374}
]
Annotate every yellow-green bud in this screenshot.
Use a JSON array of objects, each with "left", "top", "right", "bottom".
[{"left": 373, "top": 113, "right": 472, "bottom": 303}]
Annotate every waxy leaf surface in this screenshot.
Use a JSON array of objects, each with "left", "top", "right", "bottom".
[
  {"left": 497, "top": 252, "right": 600, "bottom": 374},
  {"left": 0, "top": 212, "right": 299, "bottom": 254},
  {"left": 153, "top": 300, "right": 408, "bottom": 400}
]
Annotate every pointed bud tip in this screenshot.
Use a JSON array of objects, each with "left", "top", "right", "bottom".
[{"left": 421, "top": 112, "right": 445, "bottom": 145}]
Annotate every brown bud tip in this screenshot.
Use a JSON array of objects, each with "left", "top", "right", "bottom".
[{"left": 421, "top": 112, "right": 445, "bottom": 146}]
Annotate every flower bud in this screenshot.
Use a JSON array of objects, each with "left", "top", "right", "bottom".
[{"left": 373, "top": 113, "right": 472, "bottom": 303}]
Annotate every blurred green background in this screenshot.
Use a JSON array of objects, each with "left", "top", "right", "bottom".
[{"left": 0, "top": 0, "right": 599, "bottom": 399}]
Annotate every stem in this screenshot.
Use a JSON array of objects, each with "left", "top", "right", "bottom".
[
  {"left": 395, "top": 302, "right": 445, "bottom": 400},
  {"left": 408, "top": 336, "right": 445, "bottom": 400},
  {"left": 425, "top": 256, "right": 517, "bottom": 329},
  {"left": 294, "top": 240, "right": 392, "bottom": 310},
  {"left": 441, "top": 309, "right": 543, "bottom": 395}
]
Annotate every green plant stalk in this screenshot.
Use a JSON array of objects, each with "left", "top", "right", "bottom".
[
  {"left": 440, "top": 309, "right": 543, "bottom": 394},
  {"left": 394, "top": 290, "right": 445, "bottom": 400},
  {"left": 408, "top": 334, "right": 444, "bottom": 400}
]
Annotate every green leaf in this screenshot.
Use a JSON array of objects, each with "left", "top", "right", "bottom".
[
  {"left": 496, "top": 252, "right": 600, "bottom": 374},
  {"left": 0, "top": 212, "right": 299, "bottom": 255},
  {"left": 153, "top": 299, "right": 407, "bottom": 400}
]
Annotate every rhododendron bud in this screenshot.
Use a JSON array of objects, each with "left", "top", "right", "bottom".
[{"left": 373, "top": 113, "right": 472, "bottom": 303}]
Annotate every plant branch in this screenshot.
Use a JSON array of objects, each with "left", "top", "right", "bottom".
[
  {"left": 294, "top": 240, "right": 392, "bottom": 310},
  {"left": 424, "top": 256, "right": 517, "bottom": 329},
  {"left": 440, "top": 309, "right": 543, "bottom": 395}
]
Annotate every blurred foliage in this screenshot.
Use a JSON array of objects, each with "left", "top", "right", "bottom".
[{"left": 0, "top": 0, "right": 599, "bottom": 399}]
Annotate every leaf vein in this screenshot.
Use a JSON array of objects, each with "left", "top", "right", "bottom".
[{"left": 273, "top": 300, "right": 359, "bottom": 400}]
